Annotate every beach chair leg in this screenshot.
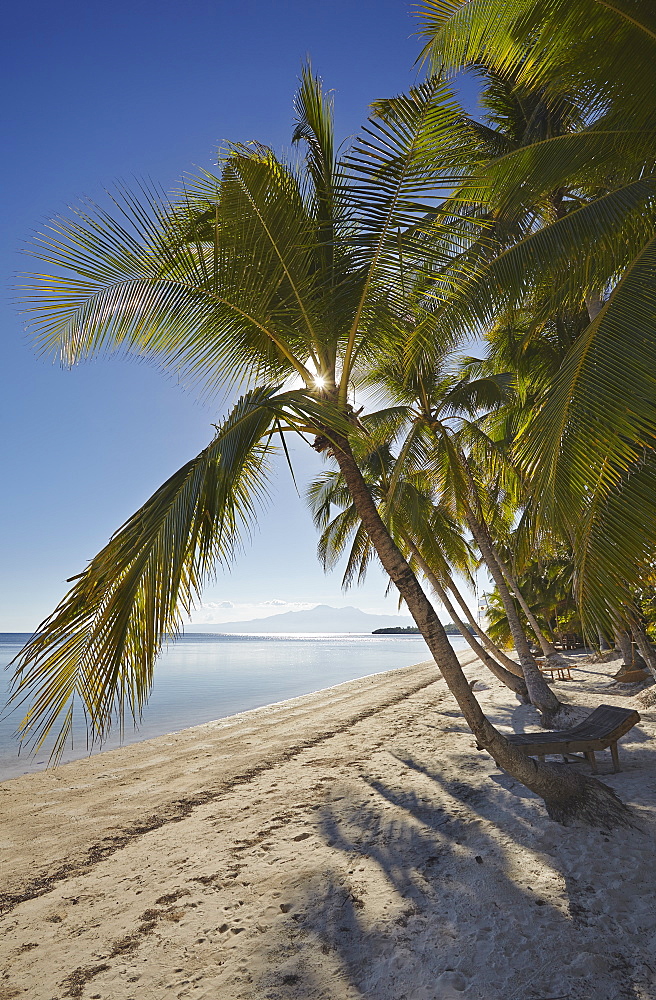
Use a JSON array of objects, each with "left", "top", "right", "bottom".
[
  {"left": 585, "top": 751, "right": 597, "bottom": 773},
  {"left": 610, "top": 742, "right": 621, "bottom": 773}
]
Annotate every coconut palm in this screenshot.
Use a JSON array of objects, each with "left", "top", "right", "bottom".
[
  {"left": 417, "top": 0, "right": 656, "bottom": 633},
  {"left": 7, "top": 69, "right": 629, "bottom": 825},
  {"left": 361, "top": 343, "right": 562, "bottom": 717},
  {"left": 483, "top": 547, "right": 579, "bottom": 648},
  {"left": 403, "top": 63, "right": 594, "bottom": 675},
  {"left": 307, "top": 422, "right": 529, "bottom": 699}
]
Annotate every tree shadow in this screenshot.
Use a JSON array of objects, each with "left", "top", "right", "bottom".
[
  {"left": 253, "top": 751, "right": 651, "bottom": 1000},
  {"left": 387, "top": 748, "right": 653, "bottom": 1000},
  {"left": 258, "top": 798, "right": 557, "bottom": 998}
]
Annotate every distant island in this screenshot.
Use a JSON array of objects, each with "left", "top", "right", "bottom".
[
  {"left": 373, "top": 624, "right": 473, "bottom": 635},
  {"left": 190, "top": 604, "right": 416, "bottom": 634},
  {"left": 188, "top": 604, "right": 477, "bottom": 636}
]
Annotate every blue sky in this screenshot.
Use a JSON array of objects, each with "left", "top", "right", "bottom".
[{"left": 1, "top": 1, "right": 481, "bottom": 630}]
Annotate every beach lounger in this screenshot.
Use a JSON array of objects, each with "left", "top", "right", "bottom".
[
  {"left": 506, "top": 704, "right": 640, "bottom": 773},
  {"left": 537, "top": 660, "right": 574, "bottom": 681}
]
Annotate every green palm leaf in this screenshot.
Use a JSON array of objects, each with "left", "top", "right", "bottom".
[
  {"left": 518, "top": 236, "right": 656, "bottom": 583},
  {"left": 337, "top": 76, "right": 476, "bottom": 400},
  {"left": 7, "top": 385, "right": 345, "bottom": 759},
  {"left": 419, "top": 1, "right": 656, "bottom": 126},
  {"left": 24, "top": 181, "right": 316, "bottom": 391}
]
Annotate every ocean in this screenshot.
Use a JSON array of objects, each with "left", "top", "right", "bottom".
[{"left": 0, "top": 631, "right": 466, "bottom": 780}]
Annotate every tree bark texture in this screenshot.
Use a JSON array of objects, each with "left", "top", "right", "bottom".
[
  {"left": 631, "top": 623, "right": 656, "bottom": 681},
  {"left": 464, "top": 508, "right": 562, "bottom": 721},
  {"left": 458, "top": 453, "right": 567, "bottom": 668},
  {"left": 597, "top": 628, "right": 611, "bottom": 651},
  {"left": 329, "top": 434, "right": 631, "bottom": 828},
  {"left": 614, "top": 628, "right": 635, "bottom": 669},
  {"left": 446, "top": 579, "right": 525, "bottom": 677},
  {"left": 491, "top": 550, "right": 569, "bottom": 665},
  {"left": 406, "top": 542, "right": 529, "bottom": 701},
  {"left": 586, "top": 292, "right": 604, "bottom": 321}
]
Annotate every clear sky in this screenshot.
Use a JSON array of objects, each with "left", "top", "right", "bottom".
[{"left": 1, "top": 1, "right": 481, "bottom": 631}]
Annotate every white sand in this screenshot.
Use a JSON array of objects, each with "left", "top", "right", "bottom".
[{"left": 1, "top": 649, "right": 655, "bottom": 1000}]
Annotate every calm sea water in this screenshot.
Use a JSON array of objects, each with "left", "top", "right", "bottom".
[{"left": 0, "top": 631, "right": 465, "bottom": 780}]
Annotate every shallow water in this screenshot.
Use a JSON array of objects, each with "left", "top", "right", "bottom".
[{"left": 0, "top": 631, "right": 466, "bottom": 779}]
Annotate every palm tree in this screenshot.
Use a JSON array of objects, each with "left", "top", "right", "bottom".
[
  {"left": 7, "top": 69, "right": 629, "bottom": 825},
  {"left": 405, "top": 62, "right": 591, "bottom": 674},
  {"left": 362, "top": 344, "right": 562, "bottom": 718},
  {"left": 417, "top": 0, "right": 656, "bottom": 635},
  {"left": 307, "top": 424, "right": 529, "bottom": 699},
  {"left": 483, "top": 547, "right": 579, "bottom": 648}
]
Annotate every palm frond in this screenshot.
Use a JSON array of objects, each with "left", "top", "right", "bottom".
[
  {"left": 337, "top": 76, "right": 476, "bottom": 400},
  {"left": 418, "top": 0, "right": 656, "bottom": 127},
  {"left": 573, "top": 453, "right": 656, "bottom": 630},
  {"left": 22, "top": 179, "right": 319, "bottom": 393},
  {"left": 6, "top": 386, "right": 330, "bottom": 759},
  {"left": 518, "top": 235, "right": 656, "bottom": 560}
]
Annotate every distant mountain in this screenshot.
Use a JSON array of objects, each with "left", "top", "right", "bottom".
[{"left": 188, "top": 604, "right": 416, "bottom": 634}]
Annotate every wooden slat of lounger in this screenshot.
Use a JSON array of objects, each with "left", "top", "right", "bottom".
[
  {"left": 508, "top": 736, "right": 627, "bottom": 755},
  {"left": 507, "top": 705, "right": 640, "bottom": 756},
  {"left": 560, "top": 705, "right": 640, "bottom": 739}
]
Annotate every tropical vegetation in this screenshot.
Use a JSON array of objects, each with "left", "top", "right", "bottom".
[
  {"left": 418, "top": 0, "right": 656, "bottom": 638},
  {"left": 8, "top": 0, "right": 656, "bottom": 827}
]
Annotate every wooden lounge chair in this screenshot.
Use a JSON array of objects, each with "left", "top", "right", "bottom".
[
  {"left": 506, "top": 704, "right": 640, "bottom": 773},
  {"left": 537, "top": 659, "right": 574, "bottom": 681}
]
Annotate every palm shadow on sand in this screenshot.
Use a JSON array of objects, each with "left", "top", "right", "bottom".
[{"left": 255, "top": 742, "right": 652, "bottom": 1000}]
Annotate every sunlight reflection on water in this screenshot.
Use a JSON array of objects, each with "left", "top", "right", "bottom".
[{"left": 0, "top": 631, "right": 465, "bottom": 779}]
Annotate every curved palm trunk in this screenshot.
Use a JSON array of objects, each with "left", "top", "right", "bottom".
[
  {"left": 492, "top": 550, "right": 569, "bottom": 666},
  {"left": 446, "top": 578, "right": 525, "bottom": 678},
  {"left": 458, "top": 453, "right": 567, "bottom": 670},
  {"left": 464, "top": 507, "right": 562, "bottom": 721},
  {"left": 614, "top": 627, "right": 634, "bottom": 668},
  {"left": 597, "top": 628, "right": 611, "bottom": 651},
  {"left": 330, "top": 435, "right": 630, "bottom": 827},
  {"left": 631, "top": 622, "right": 656, "bottom": 681},
  {"left": 405, "top": 541, "right": 529, "bottom": 701}
]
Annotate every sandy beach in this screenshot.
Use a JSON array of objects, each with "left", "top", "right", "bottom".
[{"left": 1, "top": 649, "right": 655, "bottom": 1000}]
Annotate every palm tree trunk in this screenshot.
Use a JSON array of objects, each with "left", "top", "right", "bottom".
[
  {"left": 460, "top": 451, "right": 562, "bottom": 680},
  {"left": 614, "top": 627, "right": 634, "bottom": 668},
  {"left": 491, "top": 550, "right": 568, "bottom": 666},
  {"left": 446, "top": 578, "right": 525, "bottom": 678},
  {"left": 586, "top": 293, "right": 604, "bottom": 321},
  {"left": 457, "top": 452, "right": 566, "bottom": 668},
  {"left": 597, "top": 628, "right": 611, "bottom": 651},
  {"left": 329, "top": 434, "right": 630, "bottom": 827},
  {"left": 405, "top": 541, "right": 529, "bottom": 701},
  {"left": 631, "top": 623, "right": 656, "bottom": 681},
  {"left": 464, "top": 507, "right": 562, "bottom": 721}
]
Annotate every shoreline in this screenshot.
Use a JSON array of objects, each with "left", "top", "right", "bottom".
[
  {"left": 2, "top": 649, "right": 655, "bottom": 1000},
  {"left": 0, "top": 634, "right": 464, "bottom": 781},
  {"left": 0, "top": 656, "right": 457, "bottom": 905},
  {"left": 0, "top": 655, "right": 441, "bottom": 782}
]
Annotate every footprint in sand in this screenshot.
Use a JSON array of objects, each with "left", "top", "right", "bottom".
[{"left": 435, "top": 970, "right": 467, "bottom": 997}]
